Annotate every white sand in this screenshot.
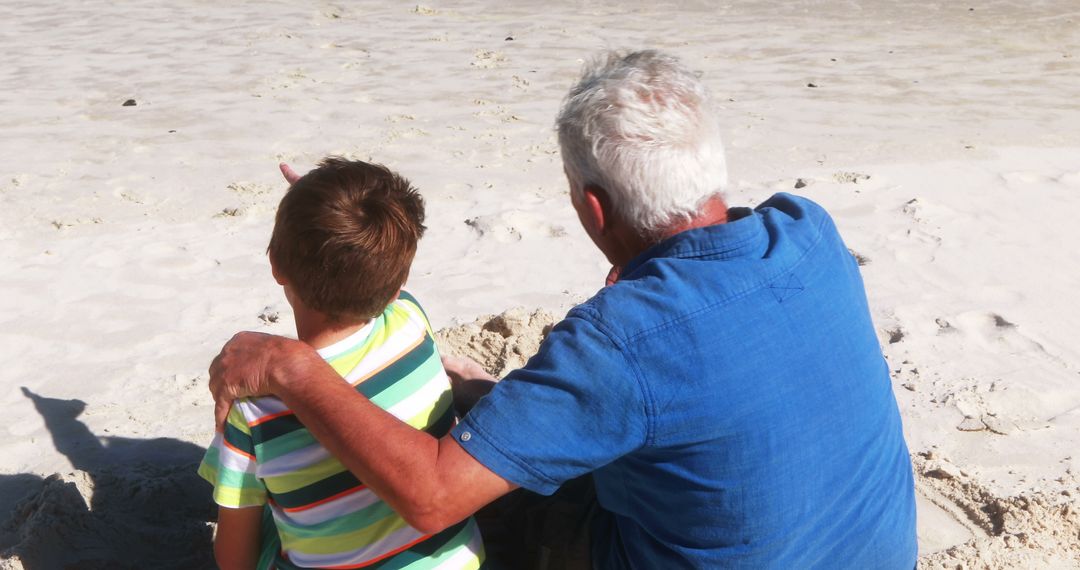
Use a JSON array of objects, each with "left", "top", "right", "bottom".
[{"left": 2, "top": 0, "right": 1079, "bottom": 567}]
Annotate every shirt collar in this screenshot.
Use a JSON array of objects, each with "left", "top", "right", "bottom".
[{"left": 621, "top": 207, "right": 766, "bottom": 276}]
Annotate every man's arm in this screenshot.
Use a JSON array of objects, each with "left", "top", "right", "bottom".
[
  {"left": 209, "top": 332, "right": 516, "bottom": 534},
  {"left": 214, "top": 506, "right": 263, "bottom": 570}
]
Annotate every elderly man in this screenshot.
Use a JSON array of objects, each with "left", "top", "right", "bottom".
[{"left": 210, "top": 50, "right": 917, "bottom": 568}]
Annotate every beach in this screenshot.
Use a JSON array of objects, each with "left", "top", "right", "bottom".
[{"left": 2, "top": 1, "right": 1079, "bottom": 567}]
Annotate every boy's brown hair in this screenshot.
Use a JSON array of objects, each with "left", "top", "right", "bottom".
[{"left": 268, "top": 157, "right": 426, "bottom": 323}]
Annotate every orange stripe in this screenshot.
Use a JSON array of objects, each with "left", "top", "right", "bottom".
[
  {"left": 349, "top": 333, "right": 426, "bottom": 387},
  {"left": 323, "top": 532, "right": 435, "bottom": 569},
  {"left": 222, "top": 437, "right": 256, "bottom": 461},
  {"left": 280, "top": 484, "right": 368, "bottom": 513},
  {"left": 248, "top": 409, "right": 294, "bottom": 427}
]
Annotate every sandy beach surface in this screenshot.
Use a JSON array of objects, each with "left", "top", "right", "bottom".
[{"left": 2, "top": 1, "right": 1080, "bottom": 567}]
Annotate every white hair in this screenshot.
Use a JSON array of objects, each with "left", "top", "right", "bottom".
[{"left": 556, "top": 50, "right": 728, "bottom": 236}]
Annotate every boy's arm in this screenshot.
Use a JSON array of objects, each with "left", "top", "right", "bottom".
[{"left": 214, "top": 506, "right": 264, "bottom": 570}]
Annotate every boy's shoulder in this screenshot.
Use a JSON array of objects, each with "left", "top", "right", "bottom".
[
  {"left": 393, "top": 289, "right": 429, "bottom": 320},
  {"left": 388, "top": 289, "right": 434, "bottom": 336}
]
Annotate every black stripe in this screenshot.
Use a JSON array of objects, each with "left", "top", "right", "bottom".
[
  {"left": 223, "top": 421, "right": 255, "bottom": 456},
  {"left": 269, "top": 469, "right": 363, "bottom": 510},
  {"left": 250, "top": 413, "right": 306, "bottom": 443}
]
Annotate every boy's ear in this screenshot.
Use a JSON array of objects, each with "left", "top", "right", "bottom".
[{"left": 269, "top": 257, "right": 288, "bottom": 286}]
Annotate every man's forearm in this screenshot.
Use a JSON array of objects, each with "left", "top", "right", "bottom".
[{"left": 267, "top": 343, "right": 513, "bottom": 533}]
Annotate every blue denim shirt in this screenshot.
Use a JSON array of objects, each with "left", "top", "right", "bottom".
[{"left": 454, "top": 194, "right": 917, "bottom": 569}]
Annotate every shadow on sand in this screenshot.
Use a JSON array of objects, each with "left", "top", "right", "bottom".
[{"left": 0, "top": 388, "right": 215, "bottom": 569}]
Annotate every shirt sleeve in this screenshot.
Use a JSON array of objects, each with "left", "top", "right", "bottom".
[
  {"left": 197, "top": 403, "right": 268, "bottom": 508},
  {"left": 451, "top": 311, "right": 648, "bottom": 495}
]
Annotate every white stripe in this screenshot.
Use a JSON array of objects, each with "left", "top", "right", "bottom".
[
  {"left": 396, "top": 295, "right": 431, "bottom": 331},
  {"left": 236, "top": 396, "right": 289, "bottom": 421},
  {"left": 286, "top": 522, "right": 427, "bottom": 567},
  {"left": 386, "top": 371, "right": 452, "bottom": 423},
  {"left": 216, "top": 440, "right": 258, "bottom": 473},
  {"left": 317, "top": 319, "right": 377, "bottom": 359},
  {"left": 342, "top": 321, "right": 426, "bottom": 384},
  {"left": 256, "top": 443, "right": 332, "bottom": 478},
  {"left": 270, "top": 487, "right": 382, "bottom": 527},
  {"left": 431, "top": 520, "right": 484, "bottom": 570}
]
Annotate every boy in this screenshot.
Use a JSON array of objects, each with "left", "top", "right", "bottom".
[{"left": 198, "top": 158, "right": 484, "bottom": 570}]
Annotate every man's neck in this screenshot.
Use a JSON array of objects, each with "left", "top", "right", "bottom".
[
  {"left": 656, "top": 195, "right": 729, "bottom": 240},
  {"left": 294, "top": 311, "right": 370, "bottom": 352},
  {"left": 609, "top": 195, "right": 730, "bottom": 268}
]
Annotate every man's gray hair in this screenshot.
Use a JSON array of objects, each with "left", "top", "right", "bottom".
[{"left": 556, "top": 50, "right": 728, "bottom": 236}]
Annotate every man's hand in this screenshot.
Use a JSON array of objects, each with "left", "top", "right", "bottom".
[
  {"left": 208, "top": 331, "right": 309, "bottom": 431},
  {"left": 280, "top": 162, "right": 303, "bottom": 185}
]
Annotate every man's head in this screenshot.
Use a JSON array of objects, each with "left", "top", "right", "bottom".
[
  {"left": 268, "top": 157, "right": 426, "bottom": 323},
  {"left": 556, "top": 50, "right": 727, "bottom": 239}
]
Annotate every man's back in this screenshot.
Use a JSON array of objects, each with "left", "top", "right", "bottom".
[{"left": 454, "top": 193, "right": 916, "bottom": 568}]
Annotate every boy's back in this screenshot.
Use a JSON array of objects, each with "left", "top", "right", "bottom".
[
  {"left": 200, "top": 292, "right": 484, "bottom": 569},
  {"left": 199, "top": 158, "right": 483, "bottom": 569}
]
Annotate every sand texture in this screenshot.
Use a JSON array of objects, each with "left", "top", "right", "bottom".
[{"left": 3, "top": 0, "right": 1080, "bottom": 567}]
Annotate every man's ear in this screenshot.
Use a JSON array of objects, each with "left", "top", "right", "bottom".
[{"left": 581, "top": 184, "right": 611, "bottom": 236}]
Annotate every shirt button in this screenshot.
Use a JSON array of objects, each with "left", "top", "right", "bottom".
[{"left": 460, "top": 431, "right": 472, "bottom": 442}]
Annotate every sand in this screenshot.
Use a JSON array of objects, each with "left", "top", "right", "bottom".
[{"left": 2, "top": 0, "right": 1079, "bottom": 567}]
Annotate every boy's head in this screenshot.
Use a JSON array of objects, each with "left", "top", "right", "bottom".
[{"left": 268, "top": 157, "right": 426, "bottom": 324}]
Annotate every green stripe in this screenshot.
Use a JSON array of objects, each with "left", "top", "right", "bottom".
[
  {"left": 283, "top": 511, "right": 411, "bottom": 555},
  {"left": 214, "top": 464, "right": 262, "bottom": 490},
  {"left": 197, "top": 450, "right": 219, "bottom": 485},
  {"left": 365, "top": 341, "right": 441, "bottom": 406},
  {"left": 275, "top": 498, "right": 397, "bottom": 539},
  {"left": 255, "top": 427, "right": 318, "bottom": 463}
]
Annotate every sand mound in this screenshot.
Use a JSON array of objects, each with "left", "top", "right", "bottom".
[
  {"left": 435, "top": 307, "right": 556, "bottom": 378},
  {"left": 0, "top": 463, "right": 215, "bottom": 569},
  {"left": 916, "top": 452, "right": 1080, "bottom": 569}
]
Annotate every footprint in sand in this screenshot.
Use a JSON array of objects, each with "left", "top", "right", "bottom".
[
  {"left": 1058, "top": 171, "right": 1080, "bottom": 188},
  {"left": 950, "top": 310, "right": 1047, "bottom": 355},
  {"left": 464, "top": 210, "right": 567, "bottom": 243},
  {"left": 138, "top": 243, "right": 217, "bottom": 275},
  {"left": 1001, "top": 171, "right": 1051, "bottom": 185}
]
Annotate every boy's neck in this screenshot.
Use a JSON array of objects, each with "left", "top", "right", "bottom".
[{"left": 294, "top": 310, "right": 370, "bottom": 352}]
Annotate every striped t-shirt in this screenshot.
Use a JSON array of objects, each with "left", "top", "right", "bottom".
[{"left": 199, "top": 292, "right": 484, "bottom": 570}]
